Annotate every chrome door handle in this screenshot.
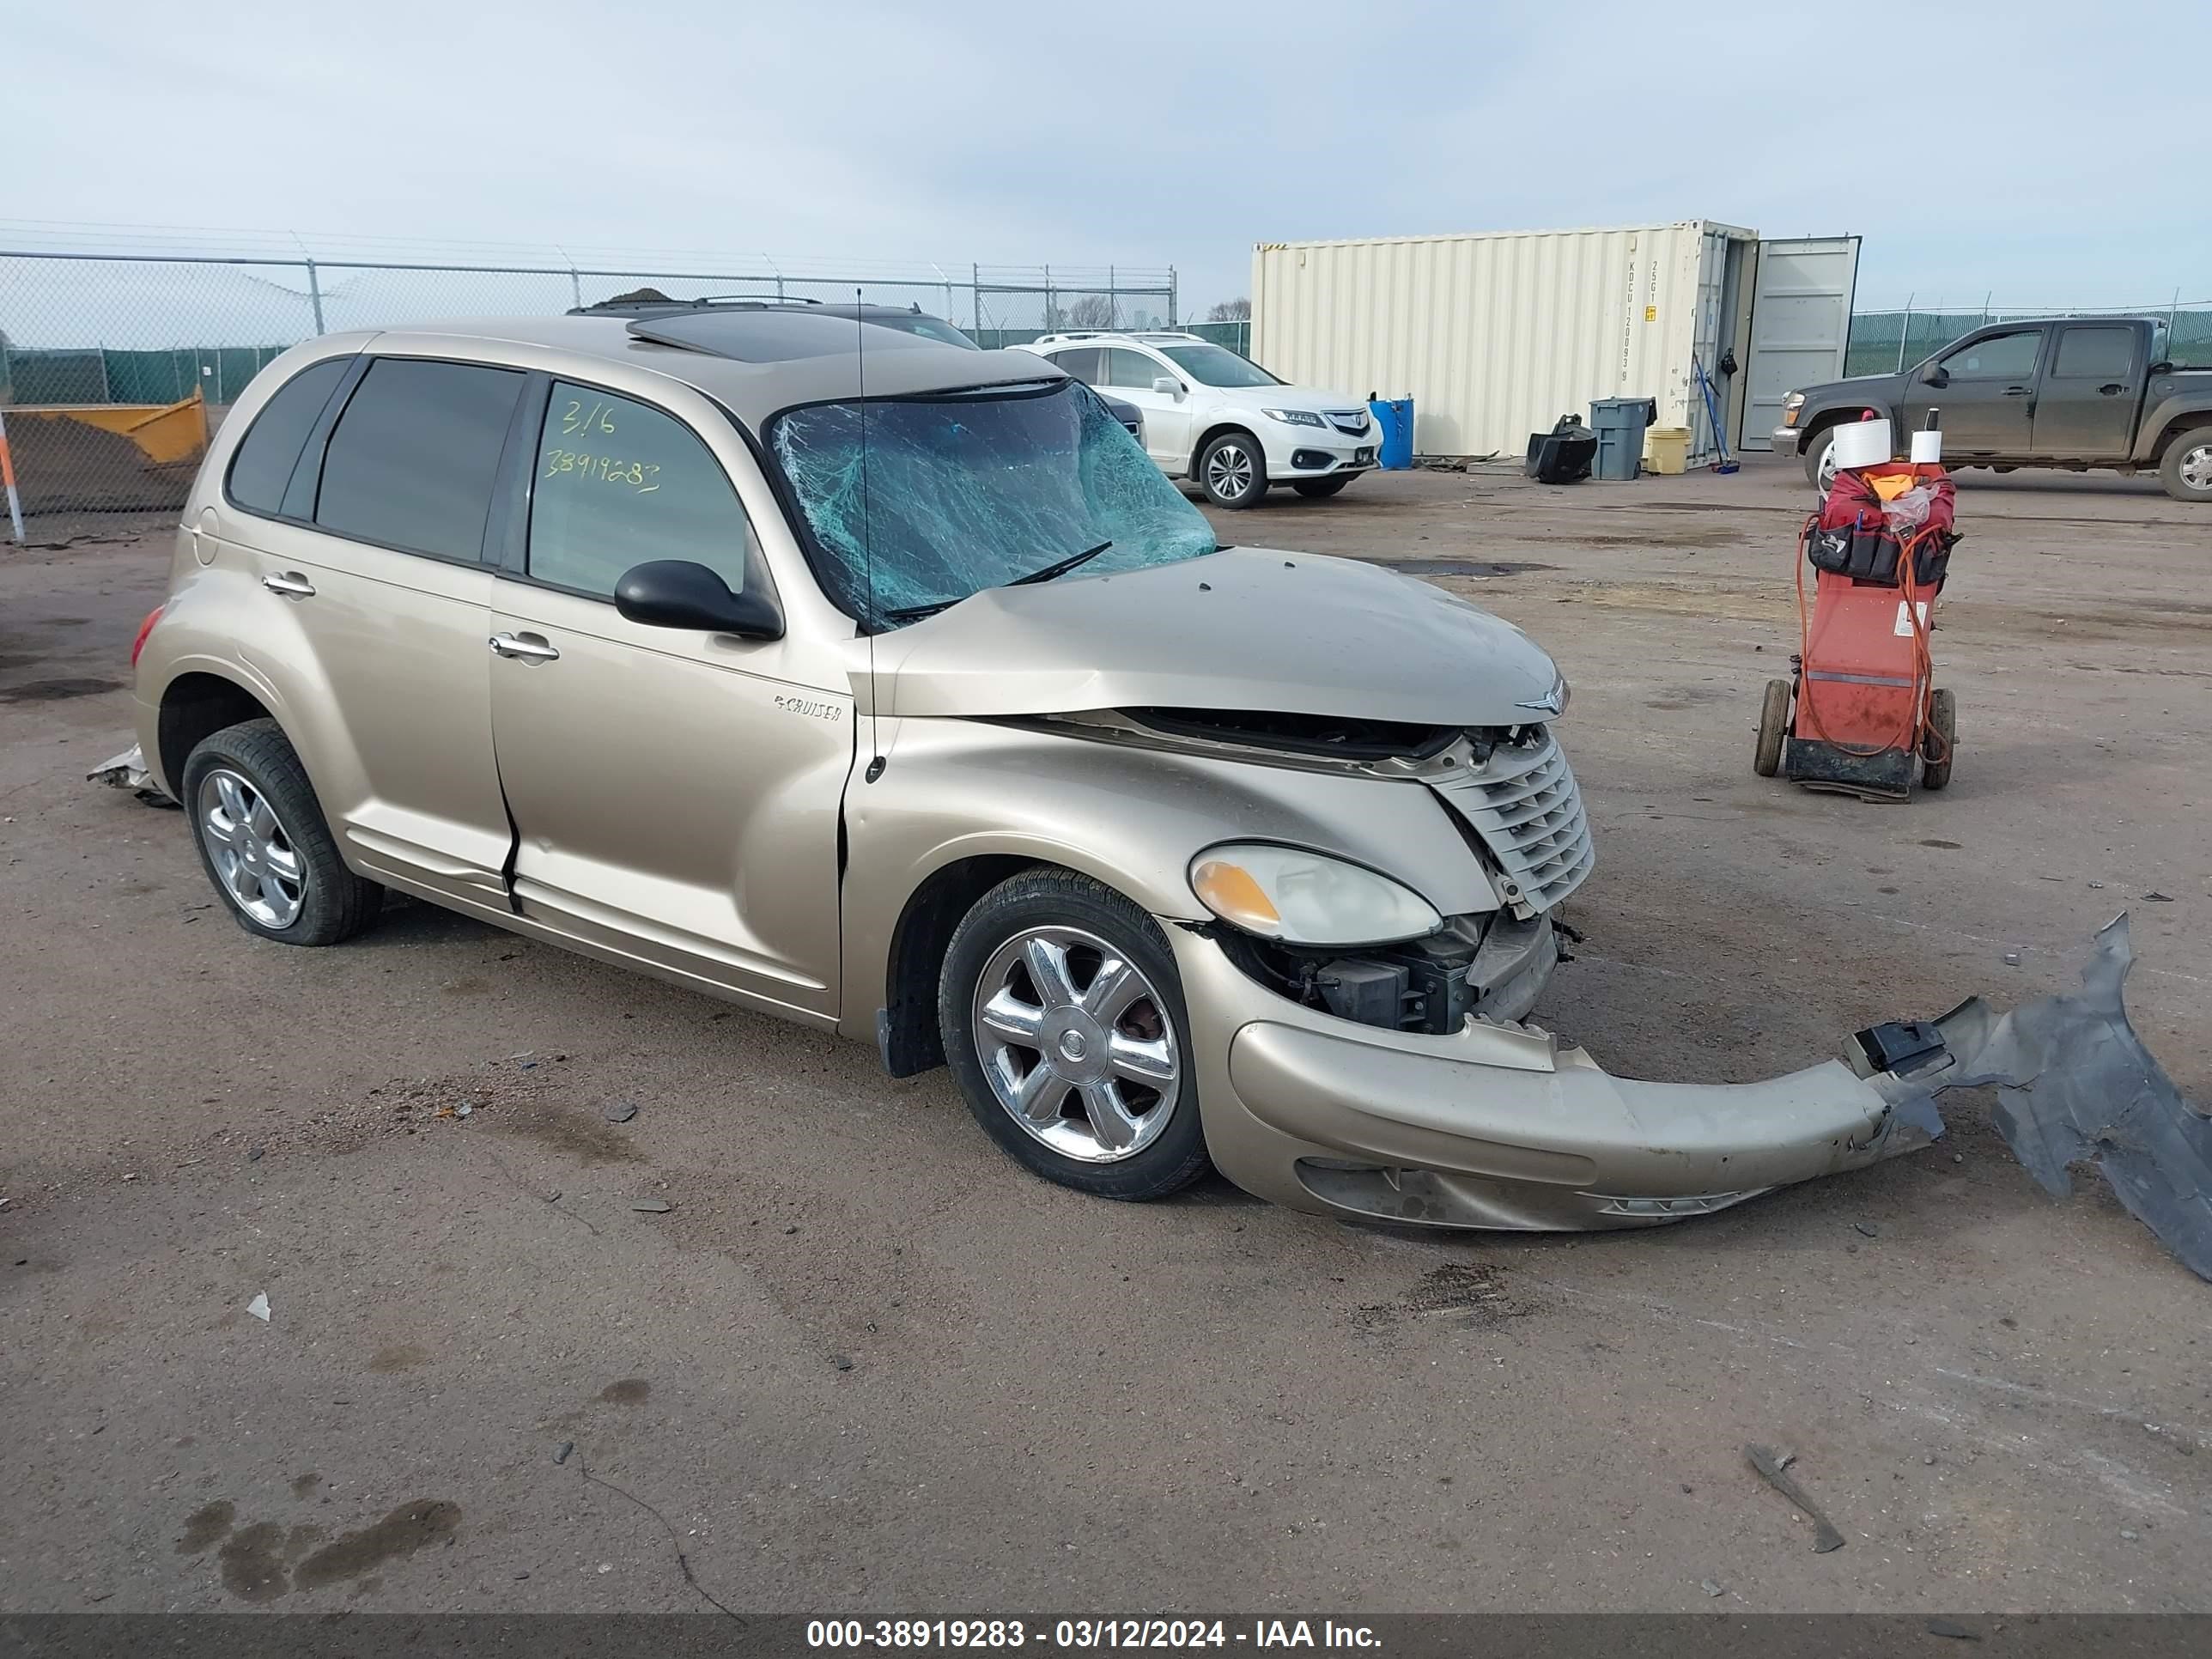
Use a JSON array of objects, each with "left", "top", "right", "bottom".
[
  {"left": 489, "top": 632, "right": 561, "bottom": 663},
  {"left": 261, "top": 571, "right": 316, "bottom": 599}
]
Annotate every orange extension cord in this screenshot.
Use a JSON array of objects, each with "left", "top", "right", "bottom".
[{"left": 1793, "top": 515, "right": 1949, "bottom": 764}]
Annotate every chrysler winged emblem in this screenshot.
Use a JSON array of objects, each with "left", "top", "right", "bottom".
[{"left": 1516, "top": 677, "right": 1565, "bottom": 717}]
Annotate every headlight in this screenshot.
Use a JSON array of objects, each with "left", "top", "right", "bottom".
[
  {"left": 1261, "top": 407, "right": 1325, "bottom": 428},
  {"left": 1189, "top": 843, "right": 1442, "bottom": 946},
  {"left": 1781, "top": 391, "right": 1805, "bottom": 427}
]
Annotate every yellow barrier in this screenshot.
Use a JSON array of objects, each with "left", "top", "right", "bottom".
[{"left": 9, "top": 388, "right": 210, "bottom": 465}]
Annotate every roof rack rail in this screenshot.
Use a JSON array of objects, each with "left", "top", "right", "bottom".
[{"left": 568, "top": 294, "right": 824, "bottom": 317}]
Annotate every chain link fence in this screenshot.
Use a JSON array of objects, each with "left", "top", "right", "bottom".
[
  {"left": 1845, "top": 300, "right": 2212, "bottom": 378},
  {"left": 0, "top": 241, "right": 1176, "bottom": 537}
]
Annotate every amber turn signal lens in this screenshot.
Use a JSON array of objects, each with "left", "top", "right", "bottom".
[{"left": 1192, "top": 859, "right": 1282, "bottom": 931}]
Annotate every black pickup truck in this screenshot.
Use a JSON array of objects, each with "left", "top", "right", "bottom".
[{"left": 1775, "top": 316, "right": 2212, "bottom": 501}]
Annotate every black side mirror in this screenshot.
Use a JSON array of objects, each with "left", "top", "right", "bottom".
[
  {"left": 2148, "top": 360, "right": 2175, "bottom": 376},
  {"left": 1921, "top": 364, "right": 1950, "bottom": 389},
  {"left": 614, "top": 560, "right": 783, "bottom": 640}
]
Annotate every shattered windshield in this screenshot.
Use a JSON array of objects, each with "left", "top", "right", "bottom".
[{"left": 768, "top": 380, "right": 1218, "bottom": 629}]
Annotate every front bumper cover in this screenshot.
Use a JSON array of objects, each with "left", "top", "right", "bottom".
[
  {"left": 1771, "top": 424, "right": 1803, "bottom": 456},
  {"left": 1174, "top": 920, "right": 2193, "bottom": 1245}
]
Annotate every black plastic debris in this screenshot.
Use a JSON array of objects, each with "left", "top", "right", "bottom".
[
  {"left": 1525, "top": 415, "right": 1596, "bottom": 485},
  {"left": 1930, "top": 915, "right": 2212, "bottom": 1281}
]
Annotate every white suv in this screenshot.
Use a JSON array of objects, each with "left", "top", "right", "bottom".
[{"left": 1018, "top": 331, "right": 1376, "bottom": 508}]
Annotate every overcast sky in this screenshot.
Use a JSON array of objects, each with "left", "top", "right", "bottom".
[{"left": 11, "top": 0, "right": 2205, "bottom": 316}]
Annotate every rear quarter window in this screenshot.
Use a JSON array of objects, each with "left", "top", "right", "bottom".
[
  {"left": 313, "top": 359, "right": 525, "bottom": 561},
  {"left": 224, "top": 356, "right": 352, "bottom": 515}
]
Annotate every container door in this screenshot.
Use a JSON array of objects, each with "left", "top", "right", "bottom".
[{"left": 1742, "top": 237, "right": 1862, "bottom": 452}]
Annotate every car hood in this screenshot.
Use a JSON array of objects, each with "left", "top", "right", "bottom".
[
  {"left": 856, "top": 547, "right": 1561, "bottom": 726},
  {"left": 1242, "top": 385, "right": 1368, "bottom": 414},
  {"left": 1802, "top": 370, "right": 1906, "bottom": 403}
]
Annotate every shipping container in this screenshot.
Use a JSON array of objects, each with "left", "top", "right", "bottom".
[{"left": 1250, "top": 222, "right": 1859, "bottom": 465}]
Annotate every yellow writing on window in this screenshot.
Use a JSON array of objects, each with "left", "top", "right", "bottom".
[
  {"left": 559, "top": 398, "right": 617, "bottom": 437},
  {"left": 542, "top": 450, "right": 660, "bottom": 492}
]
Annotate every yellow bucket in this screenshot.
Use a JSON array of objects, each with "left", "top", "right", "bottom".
[{"left": 1644, "top": 426, "right": 1692, "bottom": 475}]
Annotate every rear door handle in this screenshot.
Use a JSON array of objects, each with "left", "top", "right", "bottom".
[
  {"left": 2002, "top": 386, "right": 2031, "bottom": 397},
  {"left": 261, "top": 570, "right": 316, "bottom": 599},
  {"left": 2098, "top": 383, "right": 2125, "bottom": 396},
  {"left": 489, "top": 631, "right": 561, "bottom": 663}
]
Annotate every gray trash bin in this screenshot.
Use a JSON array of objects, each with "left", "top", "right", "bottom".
[{"left": 1589, "top": 397, "right": 1657, "bottom": 482}]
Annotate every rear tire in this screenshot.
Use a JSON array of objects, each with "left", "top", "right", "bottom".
[
  {"left": 1920, "top": 687, "right": 1957, "bottom": 791},
  {"left": 182, "top": 718, "right": 382, "bottom": 945},
  {"left": 939, "top": 868, "right": 1211, "bottom": 1201},
  {"left": 2158, "top": 426, "right": 2212, "bottom": 502},
  {"left": 1198, "top": 431, "right": 1267, "bottom": 508},
  {"left": 1291, "top": 477, "right": 1352, "bottom": 499},
  {"left": 1753, "top": 678, "right": 1792, "bottom": 777}
]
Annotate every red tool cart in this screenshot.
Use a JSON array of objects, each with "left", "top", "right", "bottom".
[{"left": 1754, "top": 420, "right": 1960, "bottom": 800}]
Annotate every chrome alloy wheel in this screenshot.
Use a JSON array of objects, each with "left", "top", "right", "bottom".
[
  {"left": 971, "top": 925, "right": 1181, "bottom": 1163},
  {"left": 1205, "top": 441, "right": 1256, "bottom": 502},
  {"left": 198, "top": 766, "right": 307, "bottom": 928},
  {"left": 2181, "top": 442, "right": 2212, "bottom": 493}
]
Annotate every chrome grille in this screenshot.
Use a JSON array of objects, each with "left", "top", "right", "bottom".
[
  {"left": 1431, "top": 732, "right": 1595, "bottom": 915},
  {"left": 1327, "top": 410, "right": 1370, "bottom": 435}
]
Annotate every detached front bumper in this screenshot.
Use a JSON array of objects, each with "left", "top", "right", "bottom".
[{"left": 1172, "top": 927, "right": 1950, "bottom": 1231}]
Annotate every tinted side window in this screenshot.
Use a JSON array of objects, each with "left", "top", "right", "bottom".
[
  {"left": 1105, "top": 349, "right": 1166, "bottom": 390},
  {"left": 528, "top": 382, "right": 754, "bottom": 598},
  {"left": 1942, "top": 331, "right": 2041, "bottom": 380},
  {"left": 315, "top": 359, "right": 525, "bottom": 561},
  {"left": 226, "top": 356, "right": 351, "bottom": 515},
  {"left": 2052, "top": 327, "right": 2134, "bottom": 380},
  {"left": 1049, "top": 348, "right": 1103, "bottom": 384}
]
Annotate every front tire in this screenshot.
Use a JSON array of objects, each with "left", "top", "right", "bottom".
[
  {"left": 1198, "top": 431, "right": 1267, "bottom": 508},
  {"left": 182, "top": 718, "right": 382, "bottom": 945},
  {"left": 2159, "top": 426, "right": 2212, "bottom": 502},
  {"left": 939, "top": 868, "right": 1210, "bottom": 1201},
  {"left": 1292, "top": 476, "right": 1352, "bottom": 499},
  {"left": 1802, "top": 427, "right": 1838, "bottom": 493}
]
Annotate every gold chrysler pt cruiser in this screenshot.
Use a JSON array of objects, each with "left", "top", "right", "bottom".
[{"left": 133, "top": 304, "right": 1948, "bottom": 1231}]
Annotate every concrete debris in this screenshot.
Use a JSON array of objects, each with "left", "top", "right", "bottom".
[
  {"left": 605, "top": 1103, "right": 639, "bottom": 1124},
  {"left": 87, "top": 743, "right": 177, "bottom": 807},
  {"left": 246, "top": 1292, "right": 270, "bottom": 1322},
  {"left": 1745, "top": 1443, "right": 1845, "bottom": 1553},
  {"left": 1699, "top": 1579, "right": 1724, "bottom": 1598},
  {"left": 630, "top": 1199, "right": 672, "bottom": 1214},
  {"left": 1932, "top": 915, "right": 2212, "bottom": 1282},
  {"left": 554, "top": 1442, "right": 574, "bottom": 1466}
]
